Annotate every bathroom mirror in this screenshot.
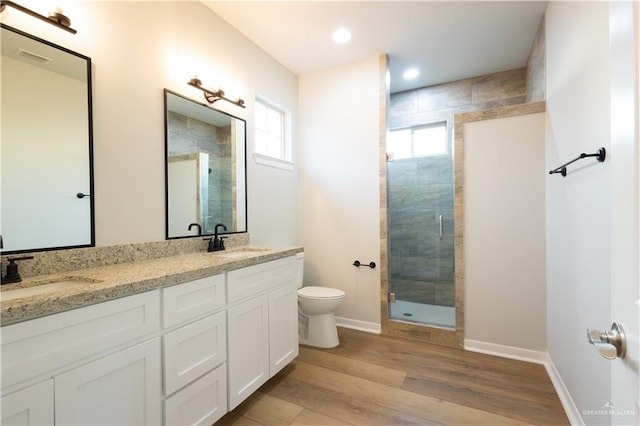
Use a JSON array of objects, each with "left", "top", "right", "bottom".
[
  {"left": 164, "top": 89, "right": 247, "bottom": 239},
  {"left": 0, "top": 24, "right": 94, "bottom": 254}
]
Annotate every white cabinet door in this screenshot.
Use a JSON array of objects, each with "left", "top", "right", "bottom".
[
  {"left": 163, "top": 311, "right": 226, "bottom": 396},
  {"left": 55, "top": 338, "right": 162, "bottom": 426},
  {"left": 164, "top": 364, "right": 227, "bottom": 426},
  {"left": 268, "top": 284, "right": 299, "bottom": 377},
  {"left": 1, "top": 379, "right": 53, "bottom": 426},
  {"left": 227, "top": 295, "right": 269, "bottom": 410}
]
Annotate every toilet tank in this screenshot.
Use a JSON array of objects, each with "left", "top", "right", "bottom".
[{"left": 295, "top": 252, "right": 304, "bottom": 289}]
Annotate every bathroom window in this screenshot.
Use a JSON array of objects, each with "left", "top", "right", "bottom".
[
  {"left": 254, "top": 97, "right": 293, "bottom": 170},
  {"left": 387, "top": 122, "right": 447, "bottom": 160}
]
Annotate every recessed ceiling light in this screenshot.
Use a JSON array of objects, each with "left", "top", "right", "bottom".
[
  {"left": 403, "top": 68, "right": 420, "bottom": 80},
  {"left": 332, "top": 28, "right": 352, "bottom": 44}
]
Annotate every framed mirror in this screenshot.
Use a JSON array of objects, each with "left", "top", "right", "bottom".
[
  {"left": 164, "top": 89, "right": 247, "bottom": 239},
  {"left": 1, "top": 24, "right": 94, "bottom": 254}
]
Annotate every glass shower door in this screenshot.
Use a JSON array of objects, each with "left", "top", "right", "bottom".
[{"left": 386, "top": 123, "right": 455, "bottom": 329}]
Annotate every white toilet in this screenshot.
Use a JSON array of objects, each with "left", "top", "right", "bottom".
[{"left": 296, "top": 253, "right": 345, "bottom": 348}]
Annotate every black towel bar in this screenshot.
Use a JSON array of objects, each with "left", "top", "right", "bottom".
[{"left": 549, "top": 148, "right": 606, "bottom": 177}]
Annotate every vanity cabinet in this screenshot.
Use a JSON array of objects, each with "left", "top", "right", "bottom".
[
  {"left": 161, "top": 274, "right": 227, "bottom": 425},
  {"left": 226, "top": 257, "right": 299, "bottom": 410},
  {"left": 1, "top": 290, "right": 162, "bottom": 426},
  {"left": 1, "top": 253, "right": 300, "bottom": 425}
]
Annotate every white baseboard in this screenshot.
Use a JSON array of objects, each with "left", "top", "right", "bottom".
[
  {"left": 335, "top": 316, "right": 381, "bottom": 334},
  {"left": 543, "top": 354, "right": 584, "bottom": 426},
  {"left": 464, "top": 339, "right": 547, "bottom": 364},
  {"left": 464, "top": 339, "right": 583, "bottom": 425}
]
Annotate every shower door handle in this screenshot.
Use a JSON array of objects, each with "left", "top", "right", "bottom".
[{"left": 439, "top": 215, "right": 444, "bottom": 240}]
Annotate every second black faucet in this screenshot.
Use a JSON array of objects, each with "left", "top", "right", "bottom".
[{"left": 208, "top": 223, "right": 228, "bottom": 252}]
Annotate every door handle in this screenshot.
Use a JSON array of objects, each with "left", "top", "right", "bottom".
[
  {"left": 439, "top": 215, "right": 444, "bottom": 240},
  {"left": 586, "top": 322, "right": 626, "bottom": 360}
]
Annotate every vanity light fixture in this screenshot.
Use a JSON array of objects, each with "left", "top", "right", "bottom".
[
  {"left": 187, "top": 78, "right": 246, "bottom": 109},
  {"left": 0, "top": 1, "right": 77, "bottom": 34}
]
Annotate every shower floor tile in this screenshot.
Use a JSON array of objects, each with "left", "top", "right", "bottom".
[{"left": 389, "top": 300, "right": 455, "bottom": 329}]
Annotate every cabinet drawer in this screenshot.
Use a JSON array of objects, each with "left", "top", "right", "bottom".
[
  {"left": 163, "top": 311, "right": 226, "bottom": 396},
  {"left": 227, "top": 256, "right": 295, "bottom": 303},
  {"left": 164, "top": 364, "right": 227, "bottom": 426},
  {"left": 162, "top": 274, "right": 225, "bottom": 329},
  {"left": 1, "top": 290, "right": 160, "bottom": 390}
]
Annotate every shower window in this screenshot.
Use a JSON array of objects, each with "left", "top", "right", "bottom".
[{"left": 387, "top": 122, "right": 447, "bottom": 160}]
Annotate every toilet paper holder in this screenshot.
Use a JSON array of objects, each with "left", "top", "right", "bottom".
[
  {"left": 586, "top": 322, "right": 626, "bottom": 360},
  {"left": 353, "top": 260, "right": 376, "bottom": 269}
]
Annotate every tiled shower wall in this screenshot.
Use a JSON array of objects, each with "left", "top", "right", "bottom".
[
  {"left": 168, "top": 112, "right": 233, "bottom": 232},
  {"left": 387, "top": 146, "right": 455, "bottom": 306},
  {"left": 389, "top": 67, "right": 528, "bottom": 130},
  {"left": 388, "top": 67, "right": 530, "bottom": 307},
  {"left": 526, "top": 18, "right": 546, "bottom": 103},
  {"left": 213, "top": 125, "right": 233, "bottom": 232}
]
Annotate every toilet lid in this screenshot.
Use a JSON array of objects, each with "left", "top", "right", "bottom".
[{"left": 298, "top": 286, "right": 345, "bottom": 300}]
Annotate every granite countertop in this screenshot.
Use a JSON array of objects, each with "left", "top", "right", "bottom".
[{"left": 0, "top": 246, "right": 303, "bottom": 326}]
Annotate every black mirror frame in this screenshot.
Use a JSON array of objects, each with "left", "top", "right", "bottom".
[
  {"left": 163, "top": 89, "right": 248, "bottom": 240},
  {"left": 0, "top": 24, "right": 95, "bottom": 255}
]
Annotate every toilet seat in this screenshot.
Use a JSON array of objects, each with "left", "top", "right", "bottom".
[{"left": 298, "top": 286, "right": 345, "bottom": 300}]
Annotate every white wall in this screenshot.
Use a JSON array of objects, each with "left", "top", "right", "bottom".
[
  {"left": 464, "top": 112, "right": 546, "bottom": 352},
  {"left": 298, "top": 57, "right": 382, "bottom": 330},
  {"left": 545, "top": 2, "right": 612, "bottom": 423},
  {"left": 0, "top": 1, "right": 299, "bottom": 248}
]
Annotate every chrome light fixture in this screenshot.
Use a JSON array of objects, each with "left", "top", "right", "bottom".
[{"left": 187, "top": 78, "right": 245, "bottom": 109}]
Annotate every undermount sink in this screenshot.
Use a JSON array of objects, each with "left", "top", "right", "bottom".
[
  {"left": 1, "top": 278, "right": 96, "bottom": 301},
  {"left": 214, "top": 251, "right": 248, "bottom": 258},
  {"left": 214, "top": 247, "right": 272, "bottom": 258}
]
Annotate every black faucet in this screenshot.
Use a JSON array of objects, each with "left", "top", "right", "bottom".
[
  {"left": 2, "top": 256, "right": 34, "bottom": 284},
  {"left": 208, "top": 223, "right": 228, "bottom": 252},
  {"left": 188, "top": 223, "right": 202, "bottom": 236}
]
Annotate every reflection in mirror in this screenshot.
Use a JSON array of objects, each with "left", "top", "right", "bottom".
[
  {"left": 165, "top": 90, "right": 247, "bottom": 239},
  {"left": 0, "top": 25, "right": 94, "bottom": 254}
]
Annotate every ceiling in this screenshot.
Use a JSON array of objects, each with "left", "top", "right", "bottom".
[{"left": 203, "top": 1, "right": 547, "bottom": 94}]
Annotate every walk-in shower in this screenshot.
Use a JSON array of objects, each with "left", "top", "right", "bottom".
[{"left": 386, "top": 121, "right": 455, "bottom": 329}]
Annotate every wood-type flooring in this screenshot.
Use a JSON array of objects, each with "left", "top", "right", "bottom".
[{"left": 217, "top": 327, "right": 569, "bottom": 426}]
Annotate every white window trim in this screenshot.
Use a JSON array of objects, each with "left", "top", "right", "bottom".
[
  {"left": 253, "top": 152, "right": 294, "bottom": 171},
  {"left": 254, "top": 96, "right": 293, "bottom": 170}
]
